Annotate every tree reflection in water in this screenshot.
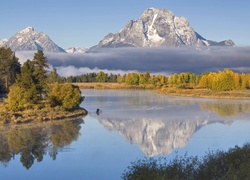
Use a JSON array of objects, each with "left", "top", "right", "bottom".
[
  {"left": 199, "top": 101, "right": 250, "bottom": 118},
  {"left": 0, "top": 119, "right": 83, "bottom": 169}
]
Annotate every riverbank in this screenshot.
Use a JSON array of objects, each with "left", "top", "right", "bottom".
[
  {"left": 156, "top": 87, "right": 250, "bottom": 100},
  {"left": 0, "top": 103, "right": 87, "bottom": 125},
  {"left": 75, "top": 83, "right": 250, "bottom": 100}
]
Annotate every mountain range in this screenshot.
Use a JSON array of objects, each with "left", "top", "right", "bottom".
[{"left": 0, "top": 8, "right": 235, "bottom": 53}]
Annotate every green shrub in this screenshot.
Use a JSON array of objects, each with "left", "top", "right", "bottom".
[
  {"left": 47, "top": 83, "right": 84, "bottom": 110},
  {"left": 7, "top": 85, "right": 38, "bottom": 111}
]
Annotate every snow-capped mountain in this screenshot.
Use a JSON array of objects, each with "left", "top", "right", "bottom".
[
  {"left": 1, "top": 27, "right": 66, "bottom": 53},
  {"left": 65, "top": 47, "right": 88, "bottom": 53},
  {"left": 93, "top": 8, "right": 235, "bottom": 49}
]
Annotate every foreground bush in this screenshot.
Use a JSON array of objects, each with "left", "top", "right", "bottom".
[
  {"left": 122, "top": 143, "right": 250, "bottom": 180},
  {"left": 7, "top": 84, "right": 39, "bottom": 111}
]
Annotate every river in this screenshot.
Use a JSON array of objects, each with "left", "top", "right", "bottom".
[{"left": 1, "top": 89, "right": 250, "bottom": 179}]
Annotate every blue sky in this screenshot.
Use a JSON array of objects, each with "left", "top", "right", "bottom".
[{"left": 1, "top": 0, "right": 250, "bottom": 48}]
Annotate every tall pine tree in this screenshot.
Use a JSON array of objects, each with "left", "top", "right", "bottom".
[{"left": 32, "top": 50, "right": 49, "bottom": 99}]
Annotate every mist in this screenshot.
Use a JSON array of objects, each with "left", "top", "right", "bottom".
[{"left": 16, "top": 46, "right": 250, "bottom": 77}]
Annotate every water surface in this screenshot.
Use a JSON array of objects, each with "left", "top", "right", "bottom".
[{"left": 1, "top": 89, "right": 250, "bottom": 179}]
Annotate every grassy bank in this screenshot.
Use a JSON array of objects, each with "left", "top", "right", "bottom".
[
  {"left": 0, "top": 102, "right": 87, "bottom": 125},
  {"left": 156, "top": 87, "right": 250, "bottom": 100}
]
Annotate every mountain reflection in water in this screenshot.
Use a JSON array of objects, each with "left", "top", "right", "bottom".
[
  {"left": 0, "top": 119, "right": 83, "bottom": 169},
  {"left": 83, "top": 90, "right": 250, "bottom": 157}
]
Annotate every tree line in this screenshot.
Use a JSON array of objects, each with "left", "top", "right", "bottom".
[
  {"left": 62, "top": 71, "right": 167, "bottom": 87},
  {"left": 61, "top": 69, "right": 250, "bottom": 91}
]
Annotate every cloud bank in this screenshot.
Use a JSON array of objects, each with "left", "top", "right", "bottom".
[{"left": 16, "top": 46, "right": 250, "bottom": 77}]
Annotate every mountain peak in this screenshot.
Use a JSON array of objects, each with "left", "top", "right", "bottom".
[
  {"left": 1, "top": 27, "right": 65, "bottom": 53},
  {"left": 20, "top": 27, "right": 35, "bottom": 34},
  {"left": 145, "top": 7, "right": 160, "bottom": 13},
  {"left": 93, "top": 8, "right": 235, "bottom": 49}
]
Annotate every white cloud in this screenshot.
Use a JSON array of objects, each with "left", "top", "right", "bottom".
[{"left": 15, "top": 46, "right": 250, "bottom": 77}]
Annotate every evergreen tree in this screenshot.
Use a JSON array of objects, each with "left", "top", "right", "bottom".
[
  {"left": 0, "top": 47, "right": 20, "bottom": 92},
  {"left": 16, "top": 60, "right": 36, "bottom": 89},
  {"left": 32, "top": 50, "right": 49, "bottom": 98}
]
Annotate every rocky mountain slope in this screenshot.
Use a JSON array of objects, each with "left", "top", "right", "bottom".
[
  {"left": 0, "top": 27, "right": 66, "bottom": 53},
  {"left": 93, "top": 8, "right": 235, "bottom": 49}
]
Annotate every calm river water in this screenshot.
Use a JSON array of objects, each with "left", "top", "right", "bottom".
[{"left": 1, "top": 89, "right": 250, "bottom": 179}]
